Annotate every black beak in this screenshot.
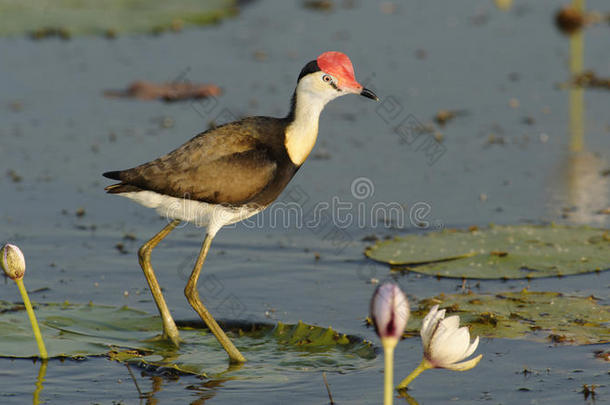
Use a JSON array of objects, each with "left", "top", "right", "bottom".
[{"left": 360, "top": 87, "right": 379, "bottom": 101}]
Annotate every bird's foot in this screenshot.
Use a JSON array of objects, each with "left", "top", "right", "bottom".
[
  {"left": 164, "top": 331, "right": 183, "bottom": 347},
  {"left": 145, "top": 332, "right": 183, "bottom": 347}
]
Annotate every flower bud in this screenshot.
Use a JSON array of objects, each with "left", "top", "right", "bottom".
[
  {"left": 1, "top": 243, "right": 26, "bottom": 281},
  {"left": 370, "top": 283, "right": 410, "bottom": 344}
]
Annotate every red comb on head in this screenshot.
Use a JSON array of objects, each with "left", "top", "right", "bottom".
[{"left": 317, "top": 51, "right": 361, "bottom": 90}]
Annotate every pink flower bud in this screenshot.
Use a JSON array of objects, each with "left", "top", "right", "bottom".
[{"left": 370, "top": 283, "right": 410, "bottom": 342}]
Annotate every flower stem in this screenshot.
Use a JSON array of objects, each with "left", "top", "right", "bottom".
[
  {"left": 397, "top": 358, "right": 431, "bottom": 389},
  {"left": 383, "top": 344, "right": 395, "bottom": 405},
  {"left": 16, "top": 279, "right": 48, "bottom": 360}
]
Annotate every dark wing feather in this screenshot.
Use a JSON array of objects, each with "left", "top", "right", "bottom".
[{"left": 105, "top": 120, "right": 279, "bottom": 205}]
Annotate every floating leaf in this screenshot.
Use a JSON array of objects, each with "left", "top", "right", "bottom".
[
  {"left": 0, "top": 301, "right": 375, "bottom": 376},
  {"left": 0, "top": 0, "right": 238, "bottom": 37},
  {"left": 365, "top": 224, "right": 610, "bottom": 279},
  {"left": 398, "top": 291, "right": 609, "bottom": 345}
]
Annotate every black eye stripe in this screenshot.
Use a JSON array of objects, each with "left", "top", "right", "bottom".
[{"left": 297, "top": 60, "right": 321, "bottom": 82}]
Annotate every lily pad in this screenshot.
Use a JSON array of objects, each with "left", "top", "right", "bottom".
[
  {"left": 398, "top": 291, "right": 609, "bottom": 345},
  {"left": 0, "top": 0, "right": 238, "bottom": 37},
  {"left": 0, "top": 301, "right": 375, "bottom": 376},
  {"left": 365, "top": 224, "right": 610, "bottom": 279}
]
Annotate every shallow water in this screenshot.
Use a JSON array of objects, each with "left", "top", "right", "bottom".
[{"left": 1, "top": 0, "right": 609, "bottom": 403}]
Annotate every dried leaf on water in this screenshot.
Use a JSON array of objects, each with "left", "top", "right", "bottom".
[{"left": 104, "top": 81, "right": 221, "bottom": 101}]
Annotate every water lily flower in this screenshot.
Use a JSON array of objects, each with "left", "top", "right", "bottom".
[
  {"left": 1, "top": 243, "right": 26, "bottom": 280},
  {"left": 0, "top": 243, "right": 48, "bottom": 359},
  {"left": 370, "top": 283, "right": 410, "bottom": 405},
  {"left": 397, "top": 304, "right": 482, "bottom": 389},
  {"left": 371, "top": 283, "right": 410, "bottom": 345},
  {"left": 421, "top": 305, "right": 481, "bottom": 370}
]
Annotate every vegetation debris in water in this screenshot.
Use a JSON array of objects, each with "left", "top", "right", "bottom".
[
  {"left": 104, "top": 81, "right": 222, "bottom": 102},
  {"left": 403, "top": 290, "right": 609, "bottom": 345}
]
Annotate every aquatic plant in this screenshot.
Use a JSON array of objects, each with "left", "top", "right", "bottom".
[
  {"left": 370, "top": 283, "right": 410, "bottom": 405},
  {"left": 398, "top": 305, "right": 481, "bottom": 389},
  {"left": 0, "top": 243, "right": 47, "bottom": 360},
  {"left": 365, "top": 224, "right": 610, "bottom": 279}
]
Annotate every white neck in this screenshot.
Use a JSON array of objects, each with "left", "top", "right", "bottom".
[{"left": 284, "top": 74, "right": 342, "bottom": 166}]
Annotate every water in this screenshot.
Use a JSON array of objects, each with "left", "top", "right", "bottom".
[{"left": 0, "top": 0, "right": 608, "bottom": 403}]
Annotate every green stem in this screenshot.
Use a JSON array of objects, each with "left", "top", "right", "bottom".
[
  {"left": 16, "top": 279, "right": 48, "bottom": 360},
  {"left": 397, "top": 358, "right": 431, "bottom": 389},
  {"left": 383, "top": 344, "right": 395, "bottom": 405}
]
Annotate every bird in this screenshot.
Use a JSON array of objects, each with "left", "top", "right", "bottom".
[{"left": 103, "top": 51, "right": 379, "bottom": 363}]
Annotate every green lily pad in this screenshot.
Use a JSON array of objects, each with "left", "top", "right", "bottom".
[
  {"left": 399, "top": 291, "right": 609, "bottom": 345},
  {"left": 0, "top": 301, "right": 375, "bottom": 376},
  {"left": 365, "top": 224, "right": 610, "bottom": 279},
  {"left": 0, "top": 0, "right": 238, "bottom": 37}
]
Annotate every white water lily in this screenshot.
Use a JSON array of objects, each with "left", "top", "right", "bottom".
[
  {"left": 421, "top": 305, "right": 481, "bottom": 370},
  {"left": 397, "top": 304, "right": 482, "bottom": 389}
]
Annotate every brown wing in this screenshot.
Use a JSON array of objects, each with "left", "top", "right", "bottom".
[{"left": 105, "top": 120, "right": 279, "bottom": 205}]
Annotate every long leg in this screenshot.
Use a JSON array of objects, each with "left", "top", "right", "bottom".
[
  {"left": 185, "top": 234, "right": 246, "bottom": 363},
  {"left": 138, "top": 219, "right": 182, "bottom": 346}
]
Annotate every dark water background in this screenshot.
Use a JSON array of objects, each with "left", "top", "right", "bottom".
[{"left": 1, "top": 1, "right": 608, "bottom": 403}]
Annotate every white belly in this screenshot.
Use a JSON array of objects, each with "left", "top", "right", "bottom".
[{"left": 121, "top": 190, "right": 262, "bottom": 236}]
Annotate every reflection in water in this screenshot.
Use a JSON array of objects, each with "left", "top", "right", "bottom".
[
  {"left": 552, "top": 0, "right": 609, "bottom": 225},
  {"left": 397, "top": 389, "right": 420, "bottom": 405},
  {"left": 569, "top": 0, "right": 585, "bottom": 153},
  {"left": 123, "top": 364, "right": 163, "bottom": 405},
  {"left": 187, "top": 362, "right": 244, "bottom": 404},
  {"left": 33, "top": 360, "right": 47, "bottom": 405},
  {"left": 493, "top": 0, "right": 513, "bottom": 12},
  {"left": 147, "top": 375, "right": 163, "bottom": 405},
  {"left": 128, "top": 361, "right": 244, "bottom": 404},
  {"left": 562, "top": 152, "right": 609, "bottom": 224}
]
